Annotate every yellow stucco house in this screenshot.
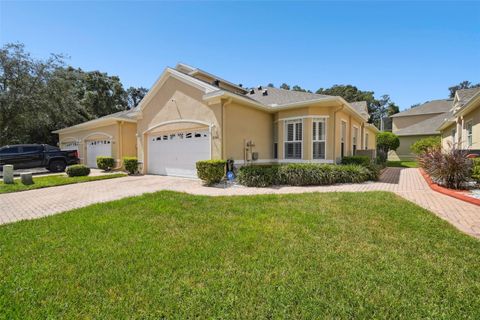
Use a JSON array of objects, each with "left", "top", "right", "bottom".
[
  {"left": 54, "top": 64, "right": 378, "bottom": 177},
  {"left": 438, "top": 87, "right": 480, "bottom": 153},
  {"left": 389, "top": 99, "right": 452, "bottom": 161}
]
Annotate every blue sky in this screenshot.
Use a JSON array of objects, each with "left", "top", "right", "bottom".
[{"left": 1, "top": 1, "right": 479, "bottom": 110}]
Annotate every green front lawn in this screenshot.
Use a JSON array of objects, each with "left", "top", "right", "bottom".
[
  {"left": 387, "top": 160, "right": 418, "bottom": 168},
  {"left": 1, "top": 191, "right": 479, "bottom": 319},
  {"left": 0, "top": 173, "right": 126, "bottom": 194}
]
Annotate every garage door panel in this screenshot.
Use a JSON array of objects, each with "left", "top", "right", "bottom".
[
  {"left": 87, "top": 140, "right": 112, "bottom": 168},
  {"left": 147, "top": 130, "right": 210, "bottom": 178}
]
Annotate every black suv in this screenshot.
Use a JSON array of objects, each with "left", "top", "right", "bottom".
[{"left": 0, "top": 144, "right": 80, "bottom": 172}]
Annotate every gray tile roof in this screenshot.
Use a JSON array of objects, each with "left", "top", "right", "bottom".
[
  {"left": 99, "top": 108, "right": 138, "bottom": 121},
  {"left": 246, "top": 87, "right": 332, "bottom": 106},
  {"left": 394, "top": 112, "right": 451, "bottom": 136},
  {"left": 391, "top": 99, "right": 452, "bottom": 118},
  {"left": 350, "top": 101, "right": 369, "bottom": 117},
  {"left": 456, "top": 87, "right": 480, "bottom": 107}
]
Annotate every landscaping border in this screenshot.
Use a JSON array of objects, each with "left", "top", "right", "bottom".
[{"left": 419, "top": 168, "right": 480, "bottom": 206}]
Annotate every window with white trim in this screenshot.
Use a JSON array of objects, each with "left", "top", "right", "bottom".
[
  {"left": 285, "top": 119, "right": 302, "bottom": 159},
  {"left": 466, "top": 121, "right": 473, "bottom": 147},
  {"left": 312, "top": 118, "right": 326, "bottom": 159},
  {"left": 352, "top": 126, "right": 358, "bottom": 155}
]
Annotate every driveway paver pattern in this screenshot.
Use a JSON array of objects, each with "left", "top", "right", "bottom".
[{"left": 1, "top": 168, "right": 479, "bottom": 238}]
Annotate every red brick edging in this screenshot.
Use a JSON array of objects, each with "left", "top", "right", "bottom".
[{"left": 419, "top": 168, "right": 480, "bottom": 206}]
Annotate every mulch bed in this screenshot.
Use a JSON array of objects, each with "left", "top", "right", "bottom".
[{"left": 419, "top": 168, "right": 480, "bottom": 206}]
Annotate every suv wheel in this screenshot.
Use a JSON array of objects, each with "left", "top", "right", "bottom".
[{"left": 48, "top": 160, "right": 66, "bottom": 172}]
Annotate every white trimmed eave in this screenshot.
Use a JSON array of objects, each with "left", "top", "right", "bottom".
[
  {"left": 52, "top": 117, "right": 136, "bottom": 134},
  {"left": 137, "top": 67, "right": 219, "bottom": 112},
  {"left": 203, "top": 91, "right": 369, "bottom": 122},
  {"left": 203, "top": 90, "right": 269, "bottom": 111},
  {"left": 453, "top": 93, "right": 480, "bottom": 118},
  {"left": 436, "top": 118, "right": 456, "bottom": 132},
  {"left": 365, "top": 123, "right": 380, "bottom": 133}
]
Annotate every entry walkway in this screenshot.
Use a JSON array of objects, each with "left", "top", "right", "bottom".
[{"left": 0, "top": 168, "right": 479, "bottom": 238}]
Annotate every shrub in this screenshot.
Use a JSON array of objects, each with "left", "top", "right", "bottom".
[
  {"left": 196, "top": 160, "right": 226, "bottom": 185},
  {"left": 472, "top": 158, "right": 480, "bottom": 182},
  {"left": 123, "top": 157, "right": 138, "bottom": 175},
  {"left": 377, "top": 132, "right": 400, "bottom": 164},
  {"left": 278, "top": 164, "right": 336, "bottom": 186},
  {"left": 237, "top": 163, "right": 378, "bottom": 187},
  {"left": 331, "top": 165, "right": 372, "bottom": 184},
  {"left": 66, "top": 164, "right": 90, "bottom": 177},
  {"left": 364, "top": 164, "right": 382, "bottom": 181},
  {"left": 411, "top": 136, "right": 441, "bottom": 155},
  {"left": 418, "top": 147, "right": 472, "bottom": 189},
  {"left": 341, "top": 155, "right": 371, "bottom": 167},
  {"left": 96, "top": 156, "right": 115, "bottom": 171},
  {"left": 237, "top": 165, "right": 281, "bottom": 187},
  {"left": 377, "top": 132, "right": 400, "bottom": 153}
]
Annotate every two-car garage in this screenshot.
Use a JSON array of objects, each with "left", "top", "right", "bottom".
[{"left": 147, "top": 129, "right": 210, "bottom": 178}]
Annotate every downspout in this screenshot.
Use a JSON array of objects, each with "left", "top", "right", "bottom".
[
  {"left": 332, "top": 104, "right": 344, "bottom": 163},
  {"left": 114, "top": 121, "right": 124, "bottom": 170},
  {"left": 222, "top": 98, "right": 233, "bottom": 159}
]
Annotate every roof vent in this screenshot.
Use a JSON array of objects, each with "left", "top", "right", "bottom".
[
  {"left": 249, "top": 89, "right": 255, "bottom": 94},
  {"left": 257, "top": 85, "right": 262, "bottom": 90},
  {"left": 262, "top": 89, "right": 268, "bottom": 96},
  {"left": 213, "top": 79, "right": 220, "bottom": 86},
  {"left": 238, "top": 84, "right": 243, "bottom": 87}
]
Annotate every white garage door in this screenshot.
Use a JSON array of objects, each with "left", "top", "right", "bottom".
[
  {"left": 60, "top": 141, "right": 79, "bottom": 151},
  {"left": 148, "top": 130, "right": 210, "bottom": 178},
  {"left": 87, "top": 140, "right": 112, "bottom": 168}
]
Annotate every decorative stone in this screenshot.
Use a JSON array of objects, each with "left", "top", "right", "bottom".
[
  {"left": 20, "top": 172, "right": 34, "bottom": 185},
  {"left": 2, "top": 165, "right": 14, "bottom": 184}
]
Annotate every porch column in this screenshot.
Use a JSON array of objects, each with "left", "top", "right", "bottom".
[{"left": 303, "top": 118, "right": 313, "bottom": 160}]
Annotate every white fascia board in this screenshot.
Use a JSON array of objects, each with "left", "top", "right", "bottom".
[
  {"left": 52, "top": 118, "right": 118, "bottom": 134},
  {"left": 272, "top": 97, "right": 368, "bottom": 122},
  {"left": 138, "top": 67, "right": 218, "bottom": 111},
  {"left": 203, "top": 91, "right": 369, "bottom": 124},
  {"left": 365, "top": 123, "right": 380, "bottom": 133},
  {"left": 203, "top": 90, "right": 269, "bottom": 111},
  {"left": 454, "top": 92, "right": 480, "bottom": 117},
  {"left": 437, "top": 119, "right": 456, "bottom": 132},
  {"left": 52, "top": 117, "right": 136, "bottom": 134}
]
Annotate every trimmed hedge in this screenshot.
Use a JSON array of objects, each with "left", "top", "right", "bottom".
[
  {"left": 96, "top": 156, "right": 115, "bottom": 171},
  {"left": 66, "top": 164, "right": 90, "bottom": 177},
  {"left": 410, "top": 136, "right": 441, "bottom": 155},
  {"left": 123, "top": 157, "right": 138, "bottom": 175},
  {"left": 196, "top": 160, "right": 226, "bottom": 185},
  {"left": 341, "top": 155, "right": 371, "bottom": 167},
  {"left": 237, "top": 165, "right": 281, "bottom": 187},
  {"left": 472, "top": 158, "right": 480, "bottom": 182},
  {"left": 237, "top": 163, "right": 379, "bottom": 187}
]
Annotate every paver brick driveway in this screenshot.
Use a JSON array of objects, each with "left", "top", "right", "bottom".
[{"left": 1, "top": 168, "right": 479, "bottom": 238}]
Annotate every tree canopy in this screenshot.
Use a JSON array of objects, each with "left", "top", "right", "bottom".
[
  {"left": 267, "top": 83, "right": 400, "bottom": 128},
  {"left": 317, "top": 85, "right": 399, "bottom": 127},
  {"left": 0, "top": 43, "right": 147, "bottom": 146}
]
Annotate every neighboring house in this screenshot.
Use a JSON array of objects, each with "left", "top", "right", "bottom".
[
  {"left": 438, "top": 87, "right": 480, "bottom": 154},
  {"left": 54, "top": 63, "right": 378, "bottom": 177},
  {"left": 52, "top": 110, "right": 138, "bottom": 168},
  {"left": 389, "top": 99, "right": 452, "bottom": 161}
]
